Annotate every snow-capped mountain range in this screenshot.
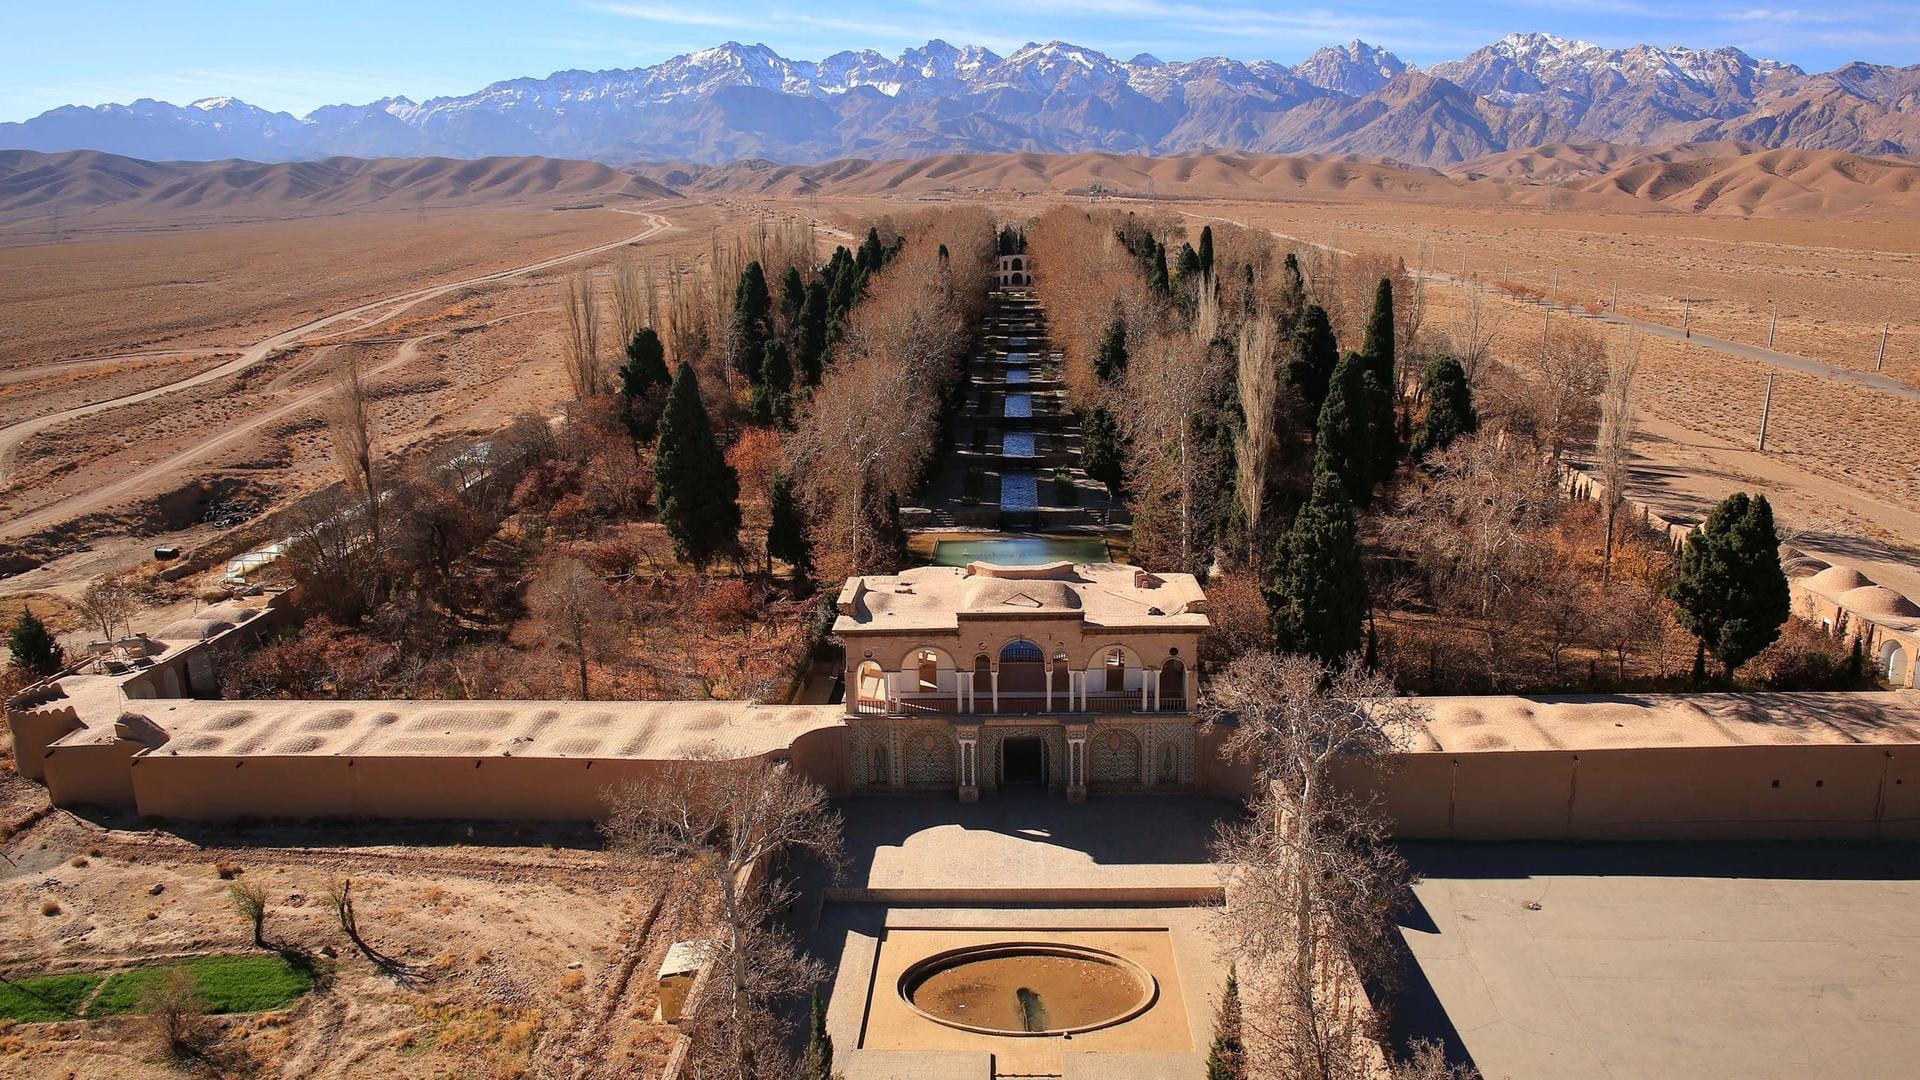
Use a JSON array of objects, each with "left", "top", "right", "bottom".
[{"left": 4, "top": 34, "right": 1915, "bottom": 167}]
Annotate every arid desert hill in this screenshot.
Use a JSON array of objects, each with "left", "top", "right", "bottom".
[
  {"left": 0, "top": 149, "right": 677, "bottom": 226},
  {"left": 638, "top": 144, "right": 1920, "bottom": 218}
]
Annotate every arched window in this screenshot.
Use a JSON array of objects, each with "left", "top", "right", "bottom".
[
  {"left": 856, "top": 661, "right": 885, "bottom": 708},
  {"left": 973, "top": 654, "right": 992, "bottom": 692},
  {"left": 870, "top": 744, "right": 889, "bottom": 785},
  {"left": 917, "top": 649, "right": 940, "bottom": 693},
  {"left": 1010, "top": 256, "right": 1023, "bottom": 271},
  {"left": 1161, "top": 744, "right": 1179, "bottom": 784},
  {"left": 1000, "top": 640, "right": 1043, "bottom": 664},
  {"left": 1105, "top": 648, "right": 1126, "bottom": 692},
  {"left": 1052, "top": 651, "right": 1070, "bottom": 692}
]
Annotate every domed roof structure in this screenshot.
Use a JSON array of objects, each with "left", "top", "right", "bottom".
[
  {"left": 1837, "top": 585, "right": 1920, "bottom": 620},
  {"left": 1805, "top": 565, "right": 1873, "bottom": 596}
]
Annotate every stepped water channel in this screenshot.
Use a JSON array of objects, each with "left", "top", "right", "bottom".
[{"left": 913, "top": 262, "right": 1128, "bottom": 563}]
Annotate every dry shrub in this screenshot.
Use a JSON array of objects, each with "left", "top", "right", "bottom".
[
  {"left": 1746, "top": 619, "right": 1856, "bottom": 690},
  {"left": 214, "top": 860, "right": 244, "bottom": 880},
  {"left": 558, "top": 970, "right": 586, "bottom": 993},
  {"left": 141, "top": 967, "right": 214, "bottom": 1062},
  {"left": 69, "top": 856, "right": 88, "bottom": 868},
  {"left": 694, "top": 579, "right": 757, "bottom": 628},
  {"left": 39, "top": 899, "right": 59, "bottom": 917}
]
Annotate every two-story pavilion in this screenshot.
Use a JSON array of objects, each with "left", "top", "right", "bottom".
[{"left": 833, "top": 559, "right": 1209, "bottom": 801}]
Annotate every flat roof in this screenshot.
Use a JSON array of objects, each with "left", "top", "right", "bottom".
[
  {"left": 120, "top": 699, "right": 844, "bottom": 761},
  {"left": 1405, "top": 691, "right": 1920, "bottom": 755},
  {"left": 834, "top": 561, "right": 1208, "bottom": 636}
]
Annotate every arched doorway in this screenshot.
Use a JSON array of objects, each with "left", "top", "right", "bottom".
[
  {"left": 1882, "top": 640, "right": 1911, "bottom": 686},
  {"left": 1160, "top": 657, "right": 1186, "bottom": 709},
  {"left": 1103, "top": 648, "right": 1127, "bottom": 693},
  {"left": 916, "top": 649, "right": 940, "bottom": 693},
  {"left": 1052, "top": 651, "right": 1070, "bottom": 696},
  {"left": 1000, "top": 736, "right": 1048, "bottom": 787}
]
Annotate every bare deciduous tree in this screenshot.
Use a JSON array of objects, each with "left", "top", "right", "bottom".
[
  {"left": 563, "top": 268, "right": 604, "bottom": 398},
  {"left": 1597, "top": 328, "right": 1641, "bottom": 582},
  {"left": 327, "top": 349, "right": 383, "bottom": 553},
  {"left": 602, "top": 755, "right": 845, "bottom": 1080},
  {"left": 1235, "top": 315, "right": 1280, "bottom": 563},
  {"left": 1450, "top": 275, "right": 1505, "bottom": 384},
  {"left": 612, "top": 256, "right": 648, "bottom": 349},
  {"left": 526, "top": 555, "right": 620, "bottom": 699},
  {"left": 228, "top": 879, "right": 268, "bottom": 947},
  {"left": 1206, "top": 653, "right": 1423, "bottom": 1080},
  {"left": 77, "top": 579, "right": 137, "bottom": 642},
  {"left": 1532, "top": 322, "right": 1607, "bottom": 463},
  {"left": 140, "top": 967, "right": 213, "bottom": 1063}
]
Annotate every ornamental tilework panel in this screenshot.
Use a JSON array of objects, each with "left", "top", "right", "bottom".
[
  {"left": 1091, "top": 727, "right": 1143, "bottom": 786},
  {"left": 1142, "top": 722, "right": 1196, "bottom": 786},
  {"left": 904, "top": 726, "right": 958, "bottom": 786}
]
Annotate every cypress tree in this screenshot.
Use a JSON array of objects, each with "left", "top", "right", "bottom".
[
  {"left": 797, "top": 279, "right": 829, "bottom": 384},
  {"left": 778, "top": 266, "right": 805, "bottom": 336},
  {"left": 1149, "top": 241, "right": 1171, "bottom": 295},
  {"left": 730, "top": 261, "right": 772, "bottom": 382},
  {"left": 1410, "top": 356, "right": 1477, "bottom": 460},
  {"left": 1175, "top": 242, "right": 1202, "bottom": 284},
  {"left": 1280, "top": 253, "right": 1306, "bottom": 321},
  {"left": 1197, "top": 225, "right": 1215, "bottom": 280},
  {"left": 750, "top": 340, "right": 793, "bottom": 428},
  {"left": 1285, "top": 305, "right": 1338, "bottom": 410},
  {"left": 858, "top": 227, "right": 885, "bottom": 272},
  {"left": 1266, "top": 467, "right": 1367, "bottom": 663},
  {"left": 767, "top": 473, "right": 811, "bottom": 583},
  {"left": 7, "top": 607, "right": 62, "bottom": 678},
  {"left": 1094, "top": 314, "right": 1129, "bottom": 382},
  {"left": 1668, "top": 492, "right": 1790, "bottom": 681},
  {"left": 653, "top": 363, "right": 741, "bottom": 569},
  {"left": 1360, "top": 277, "right": 1398, "bottom": 486},
  {"left": 1313, "top": 354, "right": 1375, "bottom": 506},
  {"left": 802, "top": 987, "right": 834, "bottom": 1080},
  {"left": 1080, "top": 406, "right": 1126, "bottom": 496},
  {"left": 1205, "top": 968, "right": 1243, "bottom": 1080},
  {"left": 618, "top": 327, "right": 672, "bottom": 440}
]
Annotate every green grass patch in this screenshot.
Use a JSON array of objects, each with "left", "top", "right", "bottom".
[
  {"left": 0, "top": 971, "right": 104, "bottom": 1022},
  {"left": 84, "top": 954, "right": 316, "bottom": 1019}
]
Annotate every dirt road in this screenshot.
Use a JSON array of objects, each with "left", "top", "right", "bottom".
[
  {"left": 0, "top": 210, "right": 675, "bottom": 539},
  {"left": 0, "top": 209, "right": 674, "bottom": 486}
]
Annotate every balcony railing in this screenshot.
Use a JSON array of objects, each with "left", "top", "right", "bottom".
[{"left": 851, "top": 691, "right": 1188, "bottom": 718}]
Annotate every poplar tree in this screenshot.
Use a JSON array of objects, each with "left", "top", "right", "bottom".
[
  {"left": 653, "top": 363, "right": 741, "bottom": 568},
  {"left": 1266, "top": 468, "right": 1366, "bottom": 663},
  {"left": 1668, "top": 492, "right": 1790, "bottom": 681},
  {"left": 1410, "top": 356, "right": 1477, "bottom": 460},
  {"left": 7, "top": 607, "right": 61, "bottom": 678},
  {"left": 730, "top": 261, "right": 772, "bottom": 382},
  {"left": 1286, "top": 305, "right": 1339, "bottom": 410}
]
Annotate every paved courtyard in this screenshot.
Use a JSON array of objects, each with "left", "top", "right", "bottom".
[{"left": 1394, "top": 842, "right": 1920, "bottom": 1080}]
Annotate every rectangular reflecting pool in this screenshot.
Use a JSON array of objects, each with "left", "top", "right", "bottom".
[
  {"left": 930, "top": 537, "right": 1111, "bottom": 566},
  {"left": 1002, "top": 431, "right": 1035, "bottom": 457},
  {"left": 1006, "top": 369, "right": 1030, "bottom": 385},
  {"left": 1004, "top": 393, "right": 1032, "bottom": 418},
  {"left": 1006, "top": 351, "right": 1028, "bottom": 364}
]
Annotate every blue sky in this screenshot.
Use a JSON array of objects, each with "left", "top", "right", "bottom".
[{"left": 4, "top": 1, "right": 1915, "bottom": 122}]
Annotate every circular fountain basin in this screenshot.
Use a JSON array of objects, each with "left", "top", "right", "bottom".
[{"left": 899, "top": 942, "right": 1157, "bottom": 1036}]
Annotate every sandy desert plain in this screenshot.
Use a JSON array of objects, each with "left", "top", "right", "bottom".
[{"left": 2, "top": 143, "right": 1920, "bottom": 1077}]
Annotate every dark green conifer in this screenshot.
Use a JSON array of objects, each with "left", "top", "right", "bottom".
[
  {"left": 1410, "top": 356, "right": 1477, "bottom": 460},
  {"left": 653, "top": 363, "right": 741, "bottom": 569},
  {"left": 750, "top": 340, "right": 793, "bottom": 428},
  {"left": 767, "top": 473, "right": 811, "bottom": 583},
  {"left": 1285, "top": 305, "right": 1338, "bottom": 409},
  {"left": 797, "top": 279, "right": 830, "bottom": 384},
  {"left": 7, "top": 607, "right": 62, "bottom": 678},
  {"left": 1198, "top": 225, "right": 1215, "bottom": 279},
  {"left": 1080, "top": 407, "right": 1126, "bottom": 496},
  {"left": 1266, "top": 467, "right": 1367, "bottom": 663},
  {"left": 1094, "top": 314, "right": 1129, "bottom": 382},
  {"left": 730, "top": 261, "right": 772, "bottom": 382},
  {"left": 1668, "top": 492, "right": 1791, "bottom": 681}
]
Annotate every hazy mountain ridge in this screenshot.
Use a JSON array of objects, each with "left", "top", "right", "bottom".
[{"left": 3, "top": 34, "right": 1915, "bottom": 167}]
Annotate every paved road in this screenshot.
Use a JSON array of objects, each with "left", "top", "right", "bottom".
[
  {"left": 0, "top": 209, "right": 675, "bottom": 485},
  {"left": 0, "top": 209, "right": 674, "bottom": 539}
]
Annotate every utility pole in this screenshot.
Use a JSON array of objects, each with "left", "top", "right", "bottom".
[
  {"left": 1875, "top": 323, "right": 1889, "bottom": 371},
  {"left": 1682, "top": 298, "right": 1691, "bottom": 339},
  {"left": 1757, "top": 370, "right": 1775, "bottom": 451},
  {"left": 1542, "top": 307, "right": 1551, "bottom": 352},
  {"left": 1768, "top": 301, "right": 1777, "bottom": 349},
  {"left": 1612, "top": 283, "right": 1618, "bottom": 314}
]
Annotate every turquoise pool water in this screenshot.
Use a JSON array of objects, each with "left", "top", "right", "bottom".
[
  {"left": 1004, "top": 393, "right": 1032, "bottom": 418},
  {"left": 931, "top": 537, "right": 1111, "bottom": 567}
]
